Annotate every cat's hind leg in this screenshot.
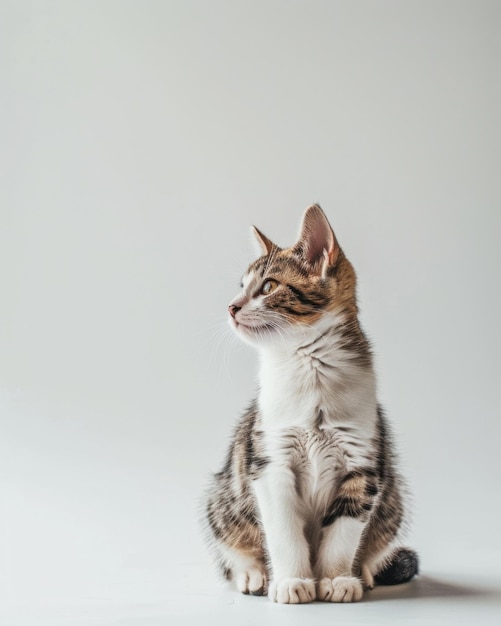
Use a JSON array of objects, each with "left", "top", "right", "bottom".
[
  {"left": 205, "top": 472, "right": 268, "bottom": 595},
  {"left": 360, "top": 541, "right": 398, "bottom": 589},
  {"left": 370, "top": 546, "right": 419, "bottom": 586},
  {"left": 205, "top": 498, "right": 267, "bottom": 594},
  {"left": 216, "top": 542, "right": 268, "bottom": 596},
  {"left": 358, "top": 497, "right": 419, "bottom": 588}
]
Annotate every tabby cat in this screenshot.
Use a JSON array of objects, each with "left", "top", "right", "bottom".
[{"left": 204, "top": 204, "right": 418, "bottom": 603}]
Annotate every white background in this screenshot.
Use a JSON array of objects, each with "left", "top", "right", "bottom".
[{"left": 1, "top": 1, "right": 500, "bottom": 624}]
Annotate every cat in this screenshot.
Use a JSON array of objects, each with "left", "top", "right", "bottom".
[{"left": 204, "top": 204, "right": 418, "bottom": 604}]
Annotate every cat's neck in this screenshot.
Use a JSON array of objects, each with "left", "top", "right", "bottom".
[
  {"left": 258, "top": 311, "right": 369, "bottom": 362},
  {"left": 256, "top": 312, "right": 377, "bottom": 429}
]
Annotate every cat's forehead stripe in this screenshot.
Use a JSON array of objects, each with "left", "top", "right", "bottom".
[
  {"left": 250, "top": 253, "right": 310, "bottom": 280},
  {"left": 250, "top": 258, "right": 268, "bottom": 276}
]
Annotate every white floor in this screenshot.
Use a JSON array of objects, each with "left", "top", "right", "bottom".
[
  {"left": 2, "top": 559, "right": 500, "bottom": 626},
  {"left": 3, "top": 576, "right": 501, "bottom": 626}
]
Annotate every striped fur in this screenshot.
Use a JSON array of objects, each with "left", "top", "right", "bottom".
[{"left": 204, "top": 205, "right": 418, "bottom": 603}]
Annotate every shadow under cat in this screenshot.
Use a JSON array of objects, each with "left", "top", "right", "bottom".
[{"left": 364, "top": 574, "right": 501, "bottom": 603}]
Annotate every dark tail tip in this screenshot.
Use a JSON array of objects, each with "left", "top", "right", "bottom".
[{"left": 375, "top": 548, "right": 419, "bottom": 586}]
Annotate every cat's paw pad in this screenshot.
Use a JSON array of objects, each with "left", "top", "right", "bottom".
[
  {"left": 235, "top": 567, "right": 267, "bottom": 596},
  {"left": 317, "top": 576, "right": 363, "bottom": 603},
  {"left": 269, "top": 577, "right": 316, "bottom": 604}
]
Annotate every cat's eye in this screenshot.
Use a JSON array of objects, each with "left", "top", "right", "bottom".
[{"left": 261, "top": 279, "right": 278, "bottom": 295}]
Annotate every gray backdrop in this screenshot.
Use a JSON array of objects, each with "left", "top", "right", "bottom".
[{"left": 1, "top": 1, "right": 500, "bottom": 624}]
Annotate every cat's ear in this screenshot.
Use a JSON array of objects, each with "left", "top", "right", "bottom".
[
  {"left": 294, "top": 204, "right": 339, "bottom": 271},
  {"left": 251, "top": 225, "right": 275, "bottom": 256}
]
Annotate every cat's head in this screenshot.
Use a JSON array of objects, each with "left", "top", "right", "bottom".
[{"left": 228, "top": 204, "right": 358, "bottom": 347}]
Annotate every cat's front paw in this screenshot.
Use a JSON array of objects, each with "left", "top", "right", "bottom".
[
  {"left": 317, "top": 576, "right": 363, "bottom": 603},
  {"left": 269, "top": 577, "right": 316, "bottom": 604},
  {"left": 235, "top": 567, "right": 267, "bottom": 596}
]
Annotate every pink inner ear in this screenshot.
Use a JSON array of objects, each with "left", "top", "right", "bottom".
[
  {"left": 306, "top": 227, "right": 333, "bottom": 263},
  {"left": 297, "top": 205, "right": 338, "bottom": 266}
]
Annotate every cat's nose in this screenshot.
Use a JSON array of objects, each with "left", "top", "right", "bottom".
[{"left": 228, "top": 304, "right": 241, "bottom": 318}]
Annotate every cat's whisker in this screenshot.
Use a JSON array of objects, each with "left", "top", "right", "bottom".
[
  {"left": 202, "top": 318, "right": 244, "bottom": 383},
  {"left": 203, "top": 322, "right": 231, "bottom": 358}
]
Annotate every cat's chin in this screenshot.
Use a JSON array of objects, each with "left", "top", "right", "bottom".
[{"left": 230, "top": 318, "right": 277, "bottom": 343}]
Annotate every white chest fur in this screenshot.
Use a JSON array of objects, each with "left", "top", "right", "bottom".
[
  {"left": 256, "top": 321, "right": 378, "bottom": 513},
  {"left": 258, "top": 324, "right": 377, "bottom": 431}
]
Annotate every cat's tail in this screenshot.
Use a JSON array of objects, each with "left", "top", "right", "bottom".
[{"left": 374, "top": 548, "right": 419, "bottom": 585}]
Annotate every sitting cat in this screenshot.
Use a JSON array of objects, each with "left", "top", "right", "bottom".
[{"left": 204, "top": 204, "right": 418, "bottom": 603}]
